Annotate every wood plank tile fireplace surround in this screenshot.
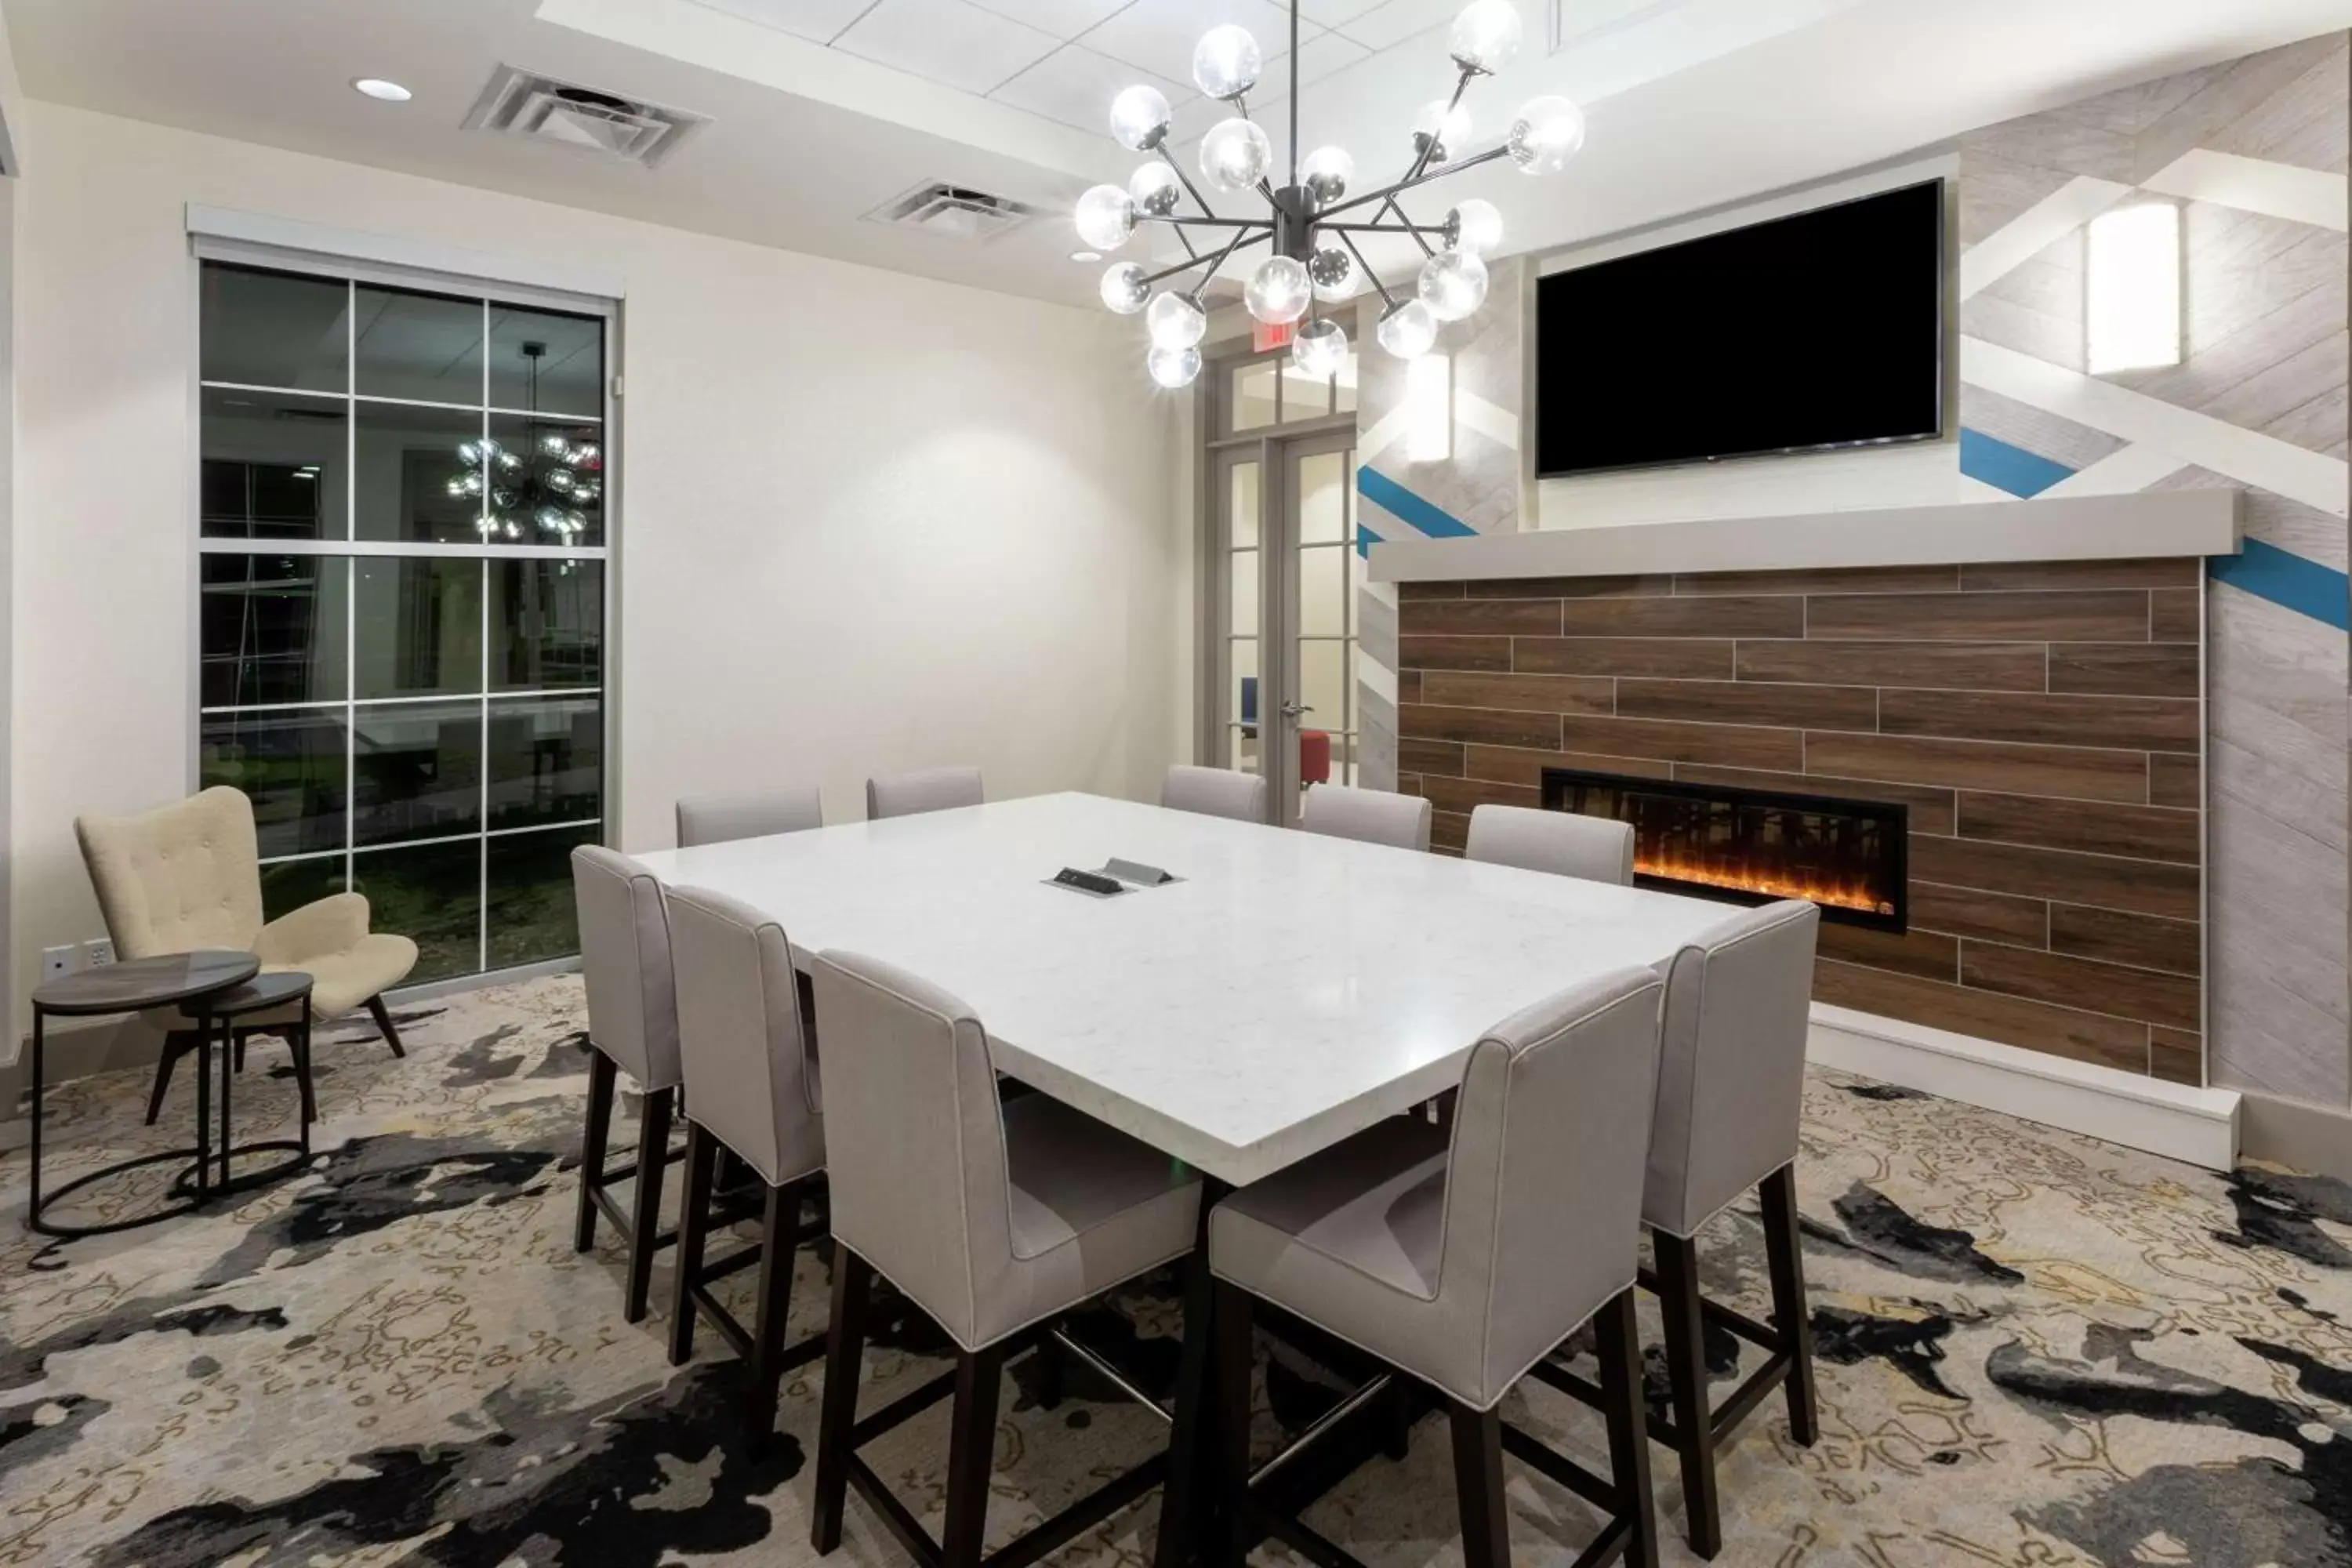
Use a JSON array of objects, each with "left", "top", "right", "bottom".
[{"left": 1378, "top": 497, "right": 2241, "bottom": 1117}]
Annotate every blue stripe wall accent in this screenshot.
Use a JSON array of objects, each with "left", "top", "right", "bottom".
[
  {"left": 2211, "top": 537, "right": 2351, "bottom": 631},
  {"left": 1958, "top": 428, "right": 2075, "bottom": 499},
  {"left": 1356, "top": 466, "right": 1475, "bottom": 539},
  {"left": 1355, "top": 522, "right": 1381, "bottom": 558}
]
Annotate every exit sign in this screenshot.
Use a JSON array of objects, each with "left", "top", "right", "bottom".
[{"left": 1253, "top": 318, "right": 1296, "bottom": 353}]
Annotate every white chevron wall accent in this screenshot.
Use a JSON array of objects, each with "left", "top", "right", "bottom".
[{"left": 2142, "top": 148, "right": 2348, "bottom": 232}]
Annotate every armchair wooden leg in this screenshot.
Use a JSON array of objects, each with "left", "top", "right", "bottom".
[
  {"left": 670, "top": 1121, "right": 717, "bottom": 1367},
  {"left": 575, "top": 1052, "right": 617, "bottom": 1254},
  {"left": 1448, "top": 1401, "right": 1509, "bottom": 1568},
  {"left": 364, "top": 996, "right": 405, "bottom": 1058},
  {"left": 811, "top": 1248, "right": 874, "bottom": 1554},
  {"left": 942, "top": 1343, "right": 1007, "bottom": 1568},
  {"left": 1656, "top": 1232, "right": 1722, "bottom": 1559},
  {"left": 1760, "top": 1165, "right": 1819, "bottom": 1447},
  {"left": 623, "top": 1086, "right": 674, "bottom": 1324}
]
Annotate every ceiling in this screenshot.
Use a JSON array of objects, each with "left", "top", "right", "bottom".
[{"left": 10, "top": 0, "right": 2352, "bottom": 310}]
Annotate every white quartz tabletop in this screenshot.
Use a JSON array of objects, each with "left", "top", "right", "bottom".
[{"left": 634, "top": 792, "right": 1739, "bottom": 1185}]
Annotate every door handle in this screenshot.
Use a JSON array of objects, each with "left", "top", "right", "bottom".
[{"left": 1279, "top": 700, "right": 1313, "bottom": 720}]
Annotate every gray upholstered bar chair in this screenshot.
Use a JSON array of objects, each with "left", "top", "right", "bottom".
[
  {"left": 1161, "top": 764, "right": 1268, "bottom": 823},
  {"left": 1466, "top": 803, "right": 1635, "bottom": 884},
  {"left": 1639, "top": 898, "right": 1820, "bottom": 1557},
  {"left": 808, "top": 949, "right": 1200, "bottom": 1568},
  {"left": 664, "top": 885, "right": 829, "bottom": 1444},
  {"left": 676, "top": 786, "right": 824, "bottom": 847},
  {"left": 569, "top": 846, "right": 686, "bottom": 1324},
  {"left": 1299, "top": 782, "right": 1432, "bottom": 851},
  {"left": 1210, "top": 967, "right": 1668, "bottom": 1568},
  {"left": 866, "top": 765, "right": 984, "bottom": 820}
]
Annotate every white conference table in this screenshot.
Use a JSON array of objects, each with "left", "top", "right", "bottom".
[{"left": 634, "top": 791, "right": 1739, "bottom": 1186}]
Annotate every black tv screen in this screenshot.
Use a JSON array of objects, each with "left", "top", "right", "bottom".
[{"left": 1534, "top": 180, "right": 1945, "bottom": 477}]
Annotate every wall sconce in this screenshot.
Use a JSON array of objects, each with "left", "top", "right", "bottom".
[
  {"left": 1406, "top": 353, "right": 1453, "bottom": 462},
  {"left": 2086, "top": 202, "right": 2181, "bottom": 375}
]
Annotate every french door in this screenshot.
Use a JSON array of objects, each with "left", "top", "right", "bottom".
[{"left": 1209, "top": 427, "right": 1363, "bottom": 825}]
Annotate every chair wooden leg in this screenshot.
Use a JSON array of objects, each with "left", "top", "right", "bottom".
[
  {"left": 746, "top": 1176, "right": 804, "bottom": 1446},
  {"left": 1597, "top": 1287, "right": 1661, "bottom": 1568},
  {"left": 1212, "top": 1281, "right": 1256, "bottom": 1568},
  {"left": 1655, "top": 1231, "right": 1722, "bottom": 1559},
  {"left": 293, "top": 1017, "right": 318, "bottom": 1133},
  {"left": 623, "top": 1086, "right": 674, "bottom": 1324},
  {"left": 670, "top": 1122, "right": 717, "bottom": 1367},
  {"left": 574, "top": 1052, "right": 617, "bottom": 1254},
  {"left": 1760, "top": 1165, "right": 1819, "bottom": 1448},
  {"left": 364, "top": 995, "right": 405, "bottom": 1058},
  {"left": 811, "top": 1248, "right": 873, "bottom": 1553},
  {"left": 1448, "top": 1400, "right": 1509, "bottom": 1568},
  {"left": 942, "top": 1343, "right": 1007, "bottom": 1568}
]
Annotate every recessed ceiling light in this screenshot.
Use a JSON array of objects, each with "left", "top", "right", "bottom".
[
  {"left": 352, "top": 78, "right": 412, "bottom": 103},
  {"left": 1071, "top": 249, "right": 1102, "bottom": 263}
]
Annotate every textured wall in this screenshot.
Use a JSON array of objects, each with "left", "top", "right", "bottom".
[
  {"left": 1394, "top": 561, "right": 2208, "bottom": 1082},
  {"left": 1953, "top": 34, "right": 2350, "bottom": 1108}
]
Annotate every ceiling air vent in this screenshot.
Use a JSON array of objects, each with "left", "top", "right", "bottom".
[
  {"left": 866, "top": 183, "right": 1038, "bottom": 241},
  {"left": 464, "top": 67, "right": 710, "bottom": 168}
]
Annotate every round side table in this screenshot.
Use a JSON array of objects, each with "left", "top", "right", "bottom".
[
  {"left": 177, "top": 971, "right": 318, "bottom": 1199},
  {"left": 26, "top": 949, "right": 257, "bottom": 1238}
]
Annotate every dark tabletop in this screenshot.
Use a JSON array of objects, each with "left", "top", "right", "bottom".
[
  {"left": 31, "top": 949, "right": 261, "bottom": 1017},
  {"left": 190, "top": 971, "right": 315, "bottom": 1019}
]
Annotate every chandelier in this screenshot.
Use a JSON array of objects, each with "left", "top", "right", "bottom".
[
  {"left": 1076, "top": 0, "right": 1583, "bottom": 389},
  {"left": 448, "top": 339, "right": 601, "bottom": 542}
]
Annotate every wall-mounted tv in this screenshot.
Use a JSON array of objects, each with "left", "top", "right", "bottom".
[{"left": 1534, "top": 180, "right": 1946, "bottom": 478}]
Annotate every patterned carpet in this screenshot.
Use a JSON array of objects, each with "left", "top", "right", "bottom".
[{"left": 2, "top": 975, "right": 2347, "bottom": 1567}]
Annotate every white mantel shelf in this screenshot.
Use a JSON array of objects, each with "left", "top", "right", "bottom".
[{"left": 1366, "top": 491, "right": 2243, "bottom": 583}]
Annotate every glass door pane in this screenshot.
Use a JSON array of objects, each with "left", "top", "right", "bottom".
[
  {"left": 1282, "top": 437, "right": 1357, "bottom": 823},
  {"left": 1217, "top": 453, "right": 1267, "bottom": 797}
]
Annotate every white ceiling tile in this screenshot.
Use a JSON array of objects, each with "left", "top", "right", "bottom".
[
  {"left": 1269, "top": 28, "right": 1374, "bottom": 96},
  {"left": 1333, "top": 0, "right": 1456, "bottom": 50},
  {"left": 688, "top": 0, "right": 881, "bottom": 45},
  {"left": 1298, "top": 0, "right": 1393, "bottom": 27},
  {"left": 833, "top": 0, "right": 1062, "bottom": 95},
  {"left": 989, "top": 44, "right": 1194, "bottom": 138},
  {"left": 965, "top": 0, "right": 1136, "bottom": 40},
  {"left": 1080, "top": 0, "right": 1323, "bottom": 95}
]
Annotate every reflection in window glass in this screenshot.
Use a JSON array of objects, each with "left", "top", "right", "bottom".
[
  {"left": 261, "top": 855, "right": 348, "bottom": 920},
  {"left": 351, "top": 840, "right": 482, "bottom": 984},
  {"left": 355, "top": 401, "right": 485, "bottom": 543},
  {"left": 354, "top": 558, "right": 484, "bottom": 699},
  {"left": 1231, "top": 361, "right": 1280, "bottom": 431},
  {"left": 355, "top": 285, "right": 485, "bottom": 405},
  {"left": 201, "top": 554, "right": 348, "bottom": 708},
  {"left": 487, "top": 825, "right": 601, "bottom": 970},
  {"left": 486, "top": 697, "right": 603, "bottom": 831},
  {"left": 201, "top": 390, "right": 347, "bottom": 540},
  {"left": 493, "top": 560, "right": 602, "bottom": 690},
  {"left": 201, "top": 265, "right": 350, "bottom": 393},
  {"left": 350, "top": 701, "right": 483, "bottom": 848},
  {"left": 490, "top": 307, "right": 604, "bottom": 418},
  {"left": 486, "top": 414, "right": 604, "bottom": 547},
  {"left": 200, "top": 710, "right": 348, "bottom": 858}
]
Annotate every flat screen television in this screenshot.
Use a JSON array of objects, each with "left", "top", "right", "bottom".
[{"left": 1534, "top": 180, "right": 1946, "bottom": 477}]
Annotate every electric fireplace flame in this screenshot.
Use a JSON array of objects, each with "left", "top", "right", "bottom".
[{"left": 1542, "top": 767, "right": 1909, "bottom": 932}]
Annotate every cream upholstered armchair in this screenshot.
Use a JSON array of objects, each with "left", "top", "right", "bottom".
[{"left": 74, "top": 786, "right": 418, "bottom": 1123}]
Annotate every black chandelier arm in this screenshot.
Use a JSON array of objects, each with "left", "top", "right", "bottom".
[
  {"left": 1374, "top": 197, "right": 1439, "bottom": 256},
  {"left": 1316, "top": 220, "right": 1439, "bottom": 237},
  {"left": 1335, "top": 230, "right": 1397, "bottom": 311},
  {"left": 1130, "top": 223, "right": 1270, "bottom": 296},
  {"left": 1156, "top": 143, "right": 1223, "bottom": 226},
  {"left": 1141, "top": 214, "right": 1269, "bottom": 229},
  {"left": 1316, "top": 143, "right": 1512, "bottom": 220}
]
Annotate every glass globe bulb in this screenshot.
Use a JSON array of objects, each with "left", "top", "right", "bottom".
[
  {"left": 1447, "top": 198, "right": 1503, "bottom": 256},
  {"left": 1146, "top": 291, "right": 1207, "bottom": 350},
  {"left": 1449, "top": 0, "right": 1523, "bottom": 72},
  {"left": 1100, "top": 262, "right": 1149, "bottom": 314},
  {"left": 1508, "top": 94, "right": 1586, "bottom": 175},
  {"left": 1299, "top": 145, "right": 1356, "bottom": 205},
  {"left": 1199, "top": 118, "right": 1273, "bottom": 193},
  {"left": 1075, "top": 183, "right": 1137, "bottom": 250},
  {"left": 1244, "top": 256, "right": 1312, "bottom": 326},
  {"left": 1412, "top": 101, "right": 1473, "bottom": 164},
  {"left": 1307, "top": 245, "right": 1356, "bottom": 303},
  {"left": 1376, "top": 299, "right": 1438, "bottom": 359},
  {"left": 1109, "top": 84, "right": 1172, "bottom": 151},
  {"left": 1148, "top": 344, "right": 1203, "bottom": 389},
  {"left": 1418, "top": 250, "right": 1489, "bottom": 322},
  {"left": 1129, "top": 160, "right": 1182, "bottom": 218},
  {"left": 1291, "top": 318, "right": 1349, "bottom": 379},
  {"left": 1192, "top": 24, "right": 1261, "bottom": 100}
]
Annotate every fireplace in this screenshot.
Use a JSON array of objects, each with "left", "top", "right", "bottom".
[{"left": 1540, "top": 768, "right": 1907, "bottom": 931}]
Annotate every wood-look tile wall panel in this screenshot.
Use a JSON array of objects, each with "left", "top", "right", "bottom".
[{"left": 1395, "top": 561, "right": 2206, "bottom": 1080}]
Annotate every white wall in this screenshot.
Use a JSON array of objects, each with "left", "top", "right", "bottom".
[{"left": 9, "top": 101, "right": 1185, "bottom": 1029}]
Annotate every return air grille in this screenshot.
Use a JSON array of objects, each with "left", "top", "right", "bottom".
[{"left": 464, "top": 67, "right": 710, "bottom": 168}]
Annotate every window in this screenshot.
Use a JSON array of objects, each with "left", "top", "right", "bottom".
[{"left": 198, "top": 260, "right": 610, "bottom": 983}]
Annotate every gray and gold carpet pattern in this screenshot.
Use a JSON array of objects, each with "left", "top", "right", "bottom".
[{"left": 2, "top": 976, "right": 2347, "bottom": 1566}]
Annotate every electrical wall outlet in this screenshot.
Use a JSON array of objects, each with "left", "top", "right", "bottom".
[
  {"left": 42, "top": 945, "right": 75, "bottom": 981},
  {"left": 85, "top": 938, "right": 116, "bottom": 967}
]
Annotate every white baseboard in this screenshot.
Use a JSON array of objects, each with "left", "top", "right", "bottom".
[{"left": 1808, "top": 1002, "right": 2240, "bottom": 1171}]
